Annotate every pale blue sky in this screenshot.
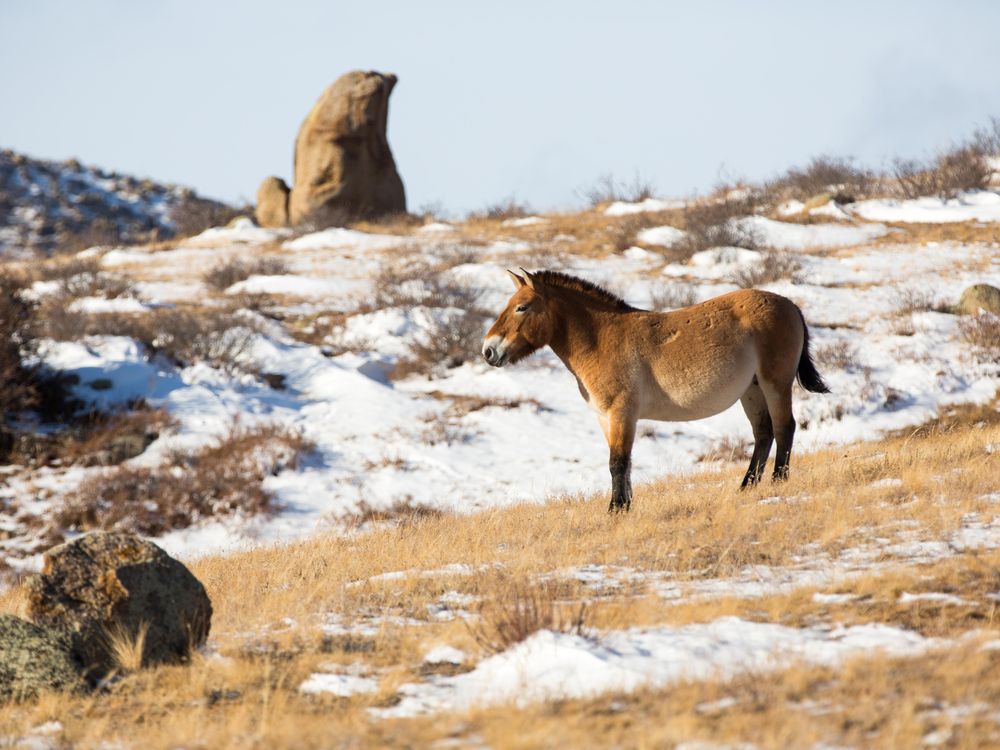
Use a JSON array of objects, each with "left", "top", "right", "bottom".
[{"left": 3, "top": 1, "right": 999, "bottom": 213}]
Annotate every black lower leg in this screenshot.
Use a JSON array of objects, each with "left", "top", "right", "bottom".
[
  {"left": 772, "top": 421, "right": 795, "bottom": 482},
  {"left": 608, "top": 454, "right": 632, "bottom": 513}
]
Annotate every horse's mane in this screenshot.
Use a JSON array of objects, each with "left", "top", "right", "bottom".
[{"left": 533, "top": 270, "right": 639, "bottom": 312}]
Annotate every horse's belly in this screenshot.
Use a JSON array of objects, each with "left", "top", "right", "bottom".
[{"left": 639, "top": 347, "right": 756, "bottom": 422}]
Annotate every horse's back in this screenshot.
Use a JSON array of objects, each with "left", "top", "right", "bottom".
[{"left": 627, "top": 289, "right": 804, "bottom": 421}]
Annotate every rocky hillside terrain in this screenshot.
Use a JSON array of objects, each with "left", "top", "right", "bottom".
[{"left": 0, "top": 149, "right": 237, "bottom": 257}]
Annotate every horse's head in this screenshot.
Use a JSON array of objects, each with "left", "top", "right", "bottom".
[{"left": 482, "top": 269, "right": 554, "bottom": 367}]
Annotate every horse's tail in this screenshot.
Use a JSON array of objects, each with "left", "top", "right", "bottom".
[{"left": 796, "top": 310, "right": 830, "bottom": 394}]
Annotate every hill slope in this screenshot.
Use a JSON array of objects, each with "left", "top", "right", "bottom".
[{"left": 0, "top": 149, "right": 232, "bottom": 256}]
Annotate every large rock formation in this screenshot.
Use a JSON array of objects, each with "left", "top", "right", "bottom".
[
  {"left": 256, "top": 70, "right": 406, "bottom": 228},
  {"left": 24, "top": 531, "right": 212, "bottom": 678},
  {"left": 0, "top": 615, "right": 84, "bottom": 701}
]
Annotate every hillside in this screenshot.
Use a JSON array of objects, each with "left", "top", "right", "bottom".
[
  {"left": 1, "top": 159, "right": 999, "bottom": 747},
  {"left": 0, "top": 149, "right": 235, "bottom": 257}
]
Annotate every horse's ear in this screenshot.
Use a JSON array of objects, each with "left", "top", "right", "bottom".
[
  {"left": 507, "top": 269, "right": 527, "bottom": 289},
  {"left": 519, "top": 268, "right": 547, "bottom": 299}
]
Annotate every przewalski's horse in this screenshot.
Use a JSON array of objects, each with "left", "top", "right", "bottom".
[{"left": 482, "top": 269, "right": 829, "bottom": 513}]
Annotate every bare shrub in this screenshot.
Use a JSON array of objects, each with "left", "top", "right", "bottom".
[
  {"left": 203, "top": 256, "right": 290, "bottom": 291},
  {"left": 958, "top": 312, "right": 1000, "bottom": 363},
  {"left": 767, "top": 155, "right": 877, "bottom": 203},
  {"left": 56, "top": 422, "right": 313, "bottom": 535},
  {"left": 340, "top": 499, "right": 443, "bottom": 530},
  {"left": 649, "top": 282, "right": 698, "bottom": 311},
  {"left": 893, "top": 144, "right": 991, "bottom": 200},
  {"left": 170, "top": 196, "right": 252, "bottom": 238},
  {"left": 730, "top": 253, "right": 802, "bottom": 288},
  {"left": 467, "top": 580, "right": 588, "bottom": 655},
  {"left": 0, "top": 274, "right": 41, "bottom": 436},
  {"left": 673, "top": 189, "right": 764, "bottom": 258},
  {"left": 813, "top": 340, "right": 860, "bottom": 372},
  {"left": 59, "top": 269, "right": 135, "bottom": 299},
  {"left": 893, "top": 287, "right": 939, "bottom": 315},
  {"left": 9, "top": 404, "right": 174, "bottom": 468},
  {"left": 396, "top": 309, "right": 492, "bottom": 379},
  {"left": 580, "top": 172, "right": 656, "bottom": 207},
  {"left": 370, "top": 257, "right": 491, "bottom": 378},
  {"left": 605, "top": 214, "right": 662, "bottom": 253},
  {"left": 469, "top": 196, "right": 532, "bottom": 221},
  {"left": 34, "top": 306, "right": 262, "bottom": 373},
  {"left": 416, "top": 409, "right": 479, "bottom": 446}
]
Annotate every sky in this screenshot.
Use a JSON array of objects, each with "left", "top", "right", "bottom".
[{"left": 3, "top": 1, "right": 1000, "bottom": 214}]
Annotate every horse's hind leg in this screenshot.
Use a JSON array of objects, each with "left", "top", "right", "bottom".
[
  {"left": 739, "top": 380, "right": 774, "bottom": 488},
  {"left": 759, "top": 378, "right": 796, "bottom": 482}
]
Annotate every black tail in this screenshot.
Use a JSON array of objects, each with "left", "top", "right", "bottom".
[{"left": 796, "top": 312, "right": 830, "bottom": 393}]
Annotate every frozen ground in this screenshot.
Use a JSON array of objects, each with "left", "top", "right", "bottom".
[{"left": 1, "top": 197, "right": 998, "bottom": 570}]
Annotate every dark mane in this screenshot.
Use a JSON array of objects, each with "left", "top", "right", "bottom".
[{"left": 533, "top": 270, "right": 639, "bottom": 312}]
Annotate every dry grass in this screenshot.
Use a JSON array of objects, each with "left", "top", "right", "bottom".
[
  {"left": 2, "top": 410, "right": 1000, "bottom": 747},
  {"left": 468, "top": 579, "right": 588, "bottom": 654},
  {"left": 105, "top": 621, "right": 150, "bottom": 674},
  {"left": 649, "top": 281, "right": 698, "bottom": 311},
  {"left": 958, "top": 312, "right": 1000, "bottom": 363}
]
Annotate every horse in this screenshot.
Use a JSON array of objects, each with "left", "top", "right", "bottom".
[{"left": 482, "top": 269, "right": 829, "bottom": 512}]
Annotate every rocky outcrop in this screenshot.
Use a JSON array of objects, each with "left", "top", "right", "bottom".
[
  {"left": 0, "top": 615, "right": 84, "bottom": 701},
  {"left": 24, "top": 531, "right": 212, "bottom": 679},
  {"left": 956, "top": 283, "right": 1000, "bottom": 315},
  {"left": 257, "top": 70, "right": 406, "bottom": 228},
  {"left": 256, "top": 176, "right": 291, "bottom": 228}
]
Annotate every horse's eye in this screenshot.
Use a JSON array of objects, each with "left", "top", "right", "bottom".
[{"left": 515, "top": 304, "right": 529, "bottom": 313}]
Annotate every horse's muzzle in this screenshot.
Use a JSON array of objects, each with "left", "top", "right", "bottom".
[{"left": 482, "top": 344, "right": 507, "bottom": 367}]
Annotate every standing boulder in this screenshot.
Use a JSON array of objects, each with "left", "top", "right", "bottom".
[
  {"left": 956, "top": 283, "right": 1000, "bottom": 315},
  {"left": 0, "top": 614, "right": 84, "bottom": 701},
  {"left": 24, "top": 531, "right": 212, "bottom": 678},
  {"left": 256, "top": 176, "right": 291, "bottom": 228},
  {"left": 258, "top": 70, "right": 406, "bottom": 228}
]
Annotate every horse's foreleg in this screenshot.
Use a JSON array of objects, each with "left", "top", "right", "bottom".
[{"left": 602, "top": 412, "right": 636, "bottom": 513}]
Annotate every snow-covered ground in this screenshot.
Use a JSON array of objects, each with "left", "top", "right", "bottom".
[{"left": 2, "top": 196, "right": 998, "bottom": 570}]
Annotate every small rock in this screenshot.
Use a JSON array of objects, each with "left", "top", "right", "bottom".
[
  {"left": 24, "top": 531, "right": 212, "bottom": 679},
  {"left": 956, "top": 284, "right": 1000, "bottom": 315},
  {"left": 0, "top": 614, "right": 85, "bottom": 702}
]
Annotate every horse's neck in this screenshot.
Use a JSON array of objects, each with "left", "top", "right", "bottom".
[{"left": 548, "top": 296, "right": 614, "bottom": 375}]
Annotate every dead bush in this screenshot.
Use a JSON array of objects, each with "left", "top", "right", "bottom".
[
  {"left": 767, "top": 155, "right": 877, "bottom": 203},
  {"left": 579, "top": 172, "right": 656, "bottom": 207},
  {"left": 170, "top": 196, "right": 252, "bottom": 238},
  {"left": 340, "top": 499, "right": 443, "bottom": 530},
  {"left": 203, "top": 256, "right": 290, "bottom": 291},
  {"left": 605, "top": 214, "right": 662, "bottom": 253},
  {"left": 1, "top": 274, "right": 41, "bottom": 433},
  {"left": 469, "top": 196, "right": 532, "bottom": 221},
  {"left": 958, "top": 312, "right": 1000, "bottom": 363},
  {"left": 813, "top": 339, "right": 860, "bottom": 372},
  {"left": 59, "top": 269, "right": 136, "bottom": 299},
  {"left": 730, "top": 253, "right": 801, "bottom": 288},
  {"left": 893, "top": 287, "right": 940, "bottom": 315},
  {"left": 893, "top": 144, "right": 992, "bottom": 200},
  {"left": 649, "top": 282, "right": 698, "bottom": 311},
  {"left": 673, "top": 189, "right": 764, "bottom": 258},
  {"left": 8, "top": 403, "right": 174, "bottom": 468},
  {"left": 34, "top": 306, "right": 261, "bottom": 373},
  {"left": 468, "top": 580, "right": 588, "bottom": 655},
  {"left": 56, "top": 422, "right": 313, "bottom": 535}
]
